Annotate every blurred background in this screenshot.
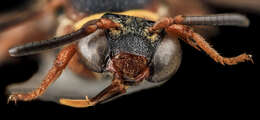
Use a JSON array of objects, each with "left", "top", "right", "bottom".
[{"left": 0, "top": 0, "right": 258, "bottom": 114}]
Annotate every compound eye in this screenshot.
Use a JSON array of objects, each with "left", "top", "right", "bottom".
[
  {"left": 149, "top": 35, "right": 182, "bottom": 82},
  {"left": 77, "top": 30, "right": 108, "bottom": 73}
]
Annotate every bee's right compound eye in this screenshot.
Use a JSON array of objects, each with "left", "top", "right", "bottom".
[
  {"left": 149, "top": 35, "right": 182, "bottom": 83},
  {"left": 77, "top": 30, "right": 109, "bottom": 73}
]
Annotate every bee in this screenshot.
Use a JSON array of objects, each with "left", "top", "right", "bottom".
[{"left": 6, "top": 5, "right": 253, "bottom": 108}]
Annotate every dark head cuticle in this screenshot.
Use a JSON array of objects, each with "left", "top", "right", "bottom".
[{"left": 102, "top": 13, "right": 165, "bottom": 62}]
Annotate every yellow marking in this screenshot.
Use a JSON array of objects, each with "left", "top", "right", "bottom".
[
  {"left": 125, "top": 18, "right": 132, "bottom": 24},
  {"left": 110, "top": 28, "right": 121, "bottom": 38},
  {"left": 59, "top": 96, "right": 94, "bottom": 108},
  {"left": 147, "top": 34, "right": 159, "bottom": 43},
  {"left": 74, "top": 13, "right": 104, "bottom": 30},
  {"left": 74, "top": 10, "right": 159, "bottom": 30}
]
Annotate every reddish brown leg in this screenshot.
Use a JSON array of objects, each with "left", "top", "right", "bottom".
[
  {"left": 166, "top": 24, "right": 253, "bottom": 65},
  {"left": 150, "top": 17, "right": 202, "bottom": 49},
  {"left": 60, "top": 51, "right": 149, "bottom": 108},
  {"left": 149, "top": 16, "right": 185, "bottom": 32},
  {"left": 179, "top": 36, "right": 201, "bottom": 51},
  {"left": 8, "top": 44, "right": 77, "bottom": 103},
  {"left": 151, "top": 16, "right": 253, "bottom": 65},
  {"left": 60, "top": 77, "right": 127, "bottom": 108}
]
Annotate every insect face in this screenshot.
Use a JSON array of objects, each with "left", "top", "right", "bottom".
[
  {"left": 77, "top": 13, "right": 182, "bottom": 84},
  {"left": 7, "top": 9, "right": 253, "bottom": 108}
]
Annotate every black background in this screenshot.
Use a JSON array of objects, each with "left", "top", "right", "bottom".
[{"left": 0, "top": 1, "right": 258, "bottom": 115}]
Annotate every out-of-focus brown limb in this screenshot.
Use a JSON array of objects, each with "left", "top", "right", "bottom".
[
  {"left": 164, "top": 0, "right": 211, "bottom": 16},
  {"left": 46, "top": 0, "right": 87, "bottom": 21},
  {"left": 0, "top": 0, "right": 61, "bottom": 63},
  {"left": 8, "top": 44, "right": 76, "bottom": 103},
  {"left": 62, "top": 0, "right": 87, "bottom": 21},
  {"left": 0, "top": 0, "right": 45, "bottom": 31},
  {"left": 205, "top": 0, "right": 260, "bottom": 13},
  {"left": 0, "top": 0, "right": 61, "bottom": 31},
  {"left": 0, "top": 10, "right": 57, "bottom": 63}
]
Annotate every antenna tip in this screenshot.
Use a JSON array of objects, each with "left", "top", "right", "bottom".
[
  {"left": 234, "top": 14, "right": 250, "bottom": 27},
  {"left": 8, "top": 47, "right": 19, "bottom": 57}
]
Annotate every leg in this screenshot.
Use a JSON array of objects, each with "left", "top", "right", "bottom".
[
  {"left": 57, "top": 23, "right": 99, "bottom": 79},
  {"left": 166, "top": 24, "right": 253, "bottom": 65},
  {"left": 149, "top": 16, "right": 185, "bottom": 32},
  {"left": 178, "top": 35, "right": 201, "bottom": 51},
  {"left": 60, "top": 65, "right": 149, "bottom": 108},
  {"left": 8, "top": 44, "right": 77, "bottom": 103},
  {"left": 60, "top": 77, "right": 127, "bottom": 108}
]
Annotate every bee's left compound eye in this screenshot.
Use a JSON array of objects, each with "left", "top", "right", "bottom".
[
  {"left": 77, "top": 30, "right": 109, "bottom": 73},
  {"left": 149, "top": 36, "right": 182, "bottom": 82}
]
